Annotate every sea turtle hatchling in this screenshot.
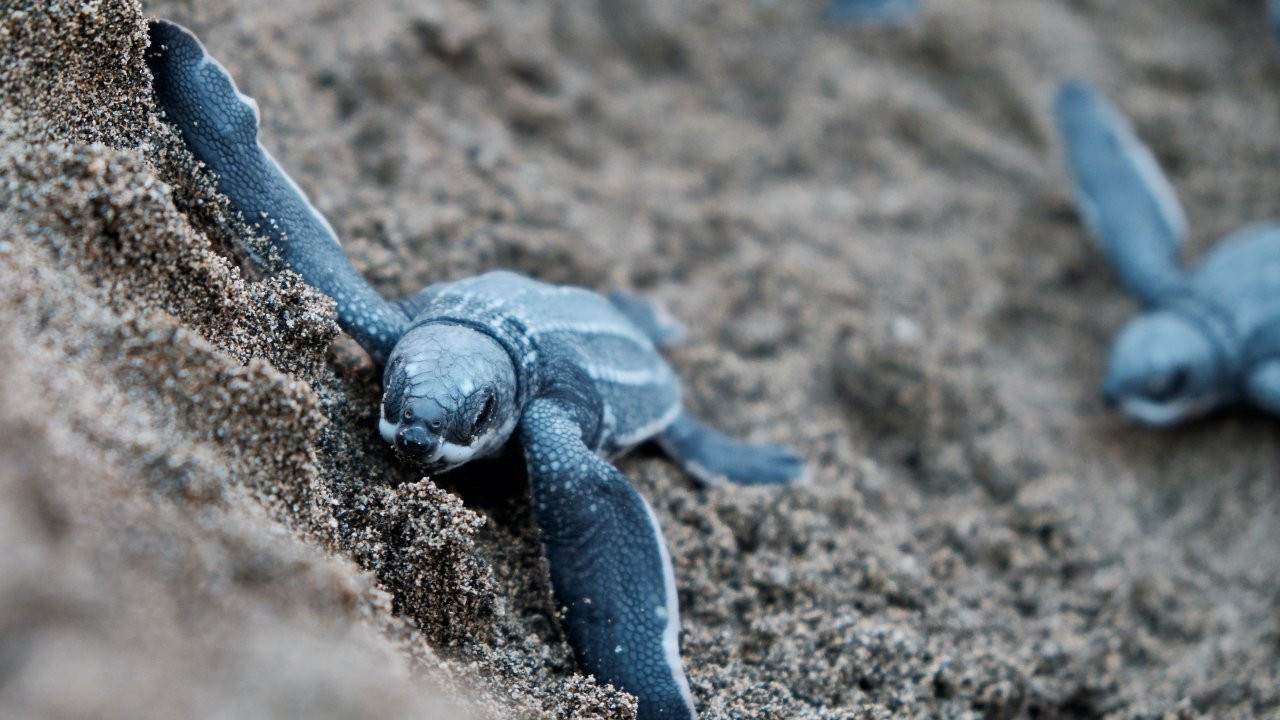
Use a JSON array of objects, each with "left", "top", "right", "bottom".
[
  {"left": 1053, "top": 80, "right": 1280, "bottom": 425},
  {"left": 146, "top": 19, "right": 806, "bottom": 720}
]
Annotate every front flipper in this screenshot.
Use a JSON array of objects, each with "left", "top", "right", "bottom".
[
  {"left": 1053, "top": 80, "right": 1188, "bottom": 306},
  {"left": 656, "top": 412, "right": 807, "bottom": 486},
  {"left": 146, "top": 20, "right": 408, "bottom": 364},
  {"left": 520, "top": 399, "right": 696, "bottom": 720},
  {"left": 1245, "top": 360, "right": 1280, "bottom": 416}
]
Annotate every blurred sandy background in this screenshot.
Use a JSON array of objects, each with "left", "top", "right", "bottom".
[{"left": 2, "top": 0, "right": 1278, "bottom": 717}]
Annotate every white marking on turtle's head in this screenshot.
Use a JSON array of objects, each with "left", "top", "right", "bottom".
[
  {"left": 435, "top": 441, "right": 478, "bottom": 466},
  {"left": 1118, "top": 396, "right": 1218, "bottom": 426},
  {"left": 379, "top": 404, "right": 399, "bottom": 444}
]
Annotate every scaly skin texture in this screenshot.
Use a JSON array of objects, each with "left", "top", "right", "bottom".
[
  {"left": 522, "top": 399, "right": 694, "bottom": 719},
  {"left": 146, "top": 19, "right": 805, "bottom": 720},
  {"left": 146, "top": 20, "right": 408, "bottom": 363},
  {"left": 1054, "top": 80, "right": 1280, "bottom": 424}
]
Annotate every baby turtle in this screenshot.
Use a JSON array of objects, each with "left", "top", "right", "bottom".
[
  {"left": 147, "top": 20, "right": 806, "bottom": 720},
  {"left": 1053, "top": 80, "right": 1280, "bottom": 425}
]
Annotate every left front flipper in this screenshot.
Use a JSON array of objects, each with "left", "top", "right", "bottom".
[
  {"left": 1244, "top": 360, "right": 1280, "bottom": 416},
  {"left": 520, "top": 399, "right": 696, "bottom": 720}
]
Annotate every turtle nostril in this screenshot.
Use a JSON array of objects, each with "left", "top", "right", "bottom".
[{"left": 397, "top": 426, "right": 440, "bottom": 455}]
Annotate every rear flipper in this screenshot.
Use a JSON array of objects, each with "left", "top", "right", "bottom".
[
  {"left": 656, "top": 412, "right": 807, "bottom": 486},
  {"left": 1245, "top": 360, "right": 1280, "bottom": 416},
  {"left": 1052, "top": 80, "right": 1189, "bottom": 306},
  {"left": 608, "top": 291, "right": 686, "bottom": 348}
]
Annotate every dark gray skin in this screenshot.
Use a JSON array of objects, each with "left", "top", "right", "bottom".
[
  {"left": 1053, "top": 80, "right": 1280, "bottom": 424},
  {"left": 147, "top": 20, "right": 806, "bottom": 720}
]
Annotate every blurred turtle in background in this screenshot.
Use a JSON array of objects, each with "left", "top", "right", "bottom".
[{"left": 1053, "top": 80, "right": 1280, "bottom": 425}]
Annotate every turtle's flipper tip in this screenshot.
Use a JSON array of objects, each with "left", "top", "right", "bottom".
[
  {"left": 735, "top": 444, "right": 810, "bottom": 487},
  {"left": 146, "top": 19, "right": 207, "bottom": 79}
]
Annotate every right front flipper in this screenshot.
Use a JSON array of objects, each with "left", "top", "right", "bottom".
[
  {"left": 1053, "top": 80, "right": 1188, "bottom": 306},
  {"left": 520, "top": 399, "right": 696, "bottom": 720},
  {"left": 146, "top": 20, "right": 407, "bottom": 364}
]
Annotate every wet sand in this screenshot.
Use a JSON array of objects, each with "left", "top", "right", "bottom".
[{"left": 2, "top": 0, "right": 1278, "bottom": 717}]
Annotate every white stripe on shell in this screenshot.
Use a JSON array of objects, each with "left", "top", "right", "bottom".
[
  {"left": 533, "top": 319, "right": 654, "bottom": 348},
  {"left": 613, "top": 401, "right": 681, "bottom": 448},
  {"left": 434, "top": 286, "right": 660, "bottom": 362},
  {"left": 1120, "top": 394, "right": 1216, "bottom": 427},
  {"left": 582, "top": 361, "right": 673, "bottom": 388},
  {"left": 444, "top": 279, "right": 657, "bottom": 347},
  {"left": 535, "top": 284, "right": 599, "bottom": 299}
]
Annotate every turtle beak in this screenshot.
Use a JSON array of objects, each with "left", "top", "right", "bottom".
[{"left": 397, "top": 425, "right": 441, "bottom": 458}]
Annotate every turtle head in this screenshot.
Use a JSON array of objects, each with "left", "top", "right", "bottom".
[
  {"left": 380, "top": 323, "right": 518, "bottom": 473},
  {"left": 1102, "top": 310, "right": 1228, "bottom": 425}
]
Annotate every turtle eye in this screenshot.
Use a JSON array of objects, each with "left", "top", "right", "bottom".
[
  {"left": 1147, "top": 368, "right": 1188, "bottom": 401},
  {"left": 474, "top": 393, "right": 496, "bottom": 431}
]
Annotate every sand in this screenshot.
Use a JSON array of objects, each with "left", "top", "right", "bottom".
[{"left": 2, "top": 0, "right": 1278, "bottom": 717}]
